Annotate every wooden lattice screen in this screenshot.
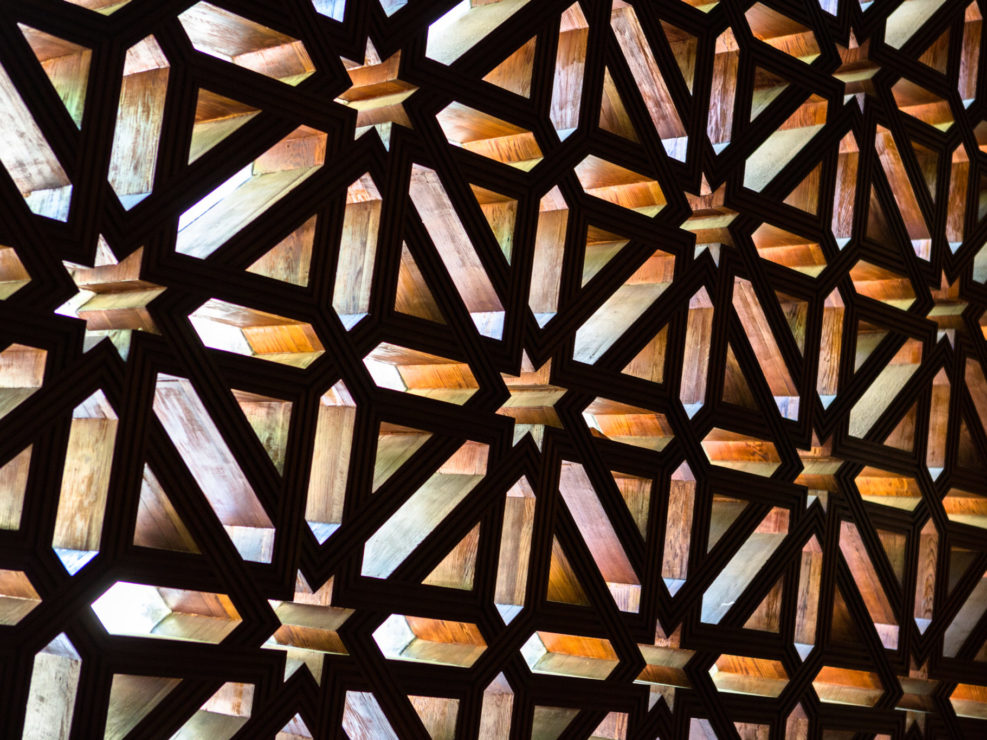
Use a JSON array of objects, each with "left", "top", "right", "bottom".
[{"left": 1, "top": 0, "right": 987, "bottom": 737}]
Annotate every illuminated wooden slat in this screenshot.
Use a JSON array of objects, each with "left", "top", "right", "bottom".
[
  {"left": 23, "top": 635, "right": 81, "bottom": 740},
  {"left": 661, "top": 463, "right": 694, "bottom": 595},
  {"left": 943, "top": 569, "right": 987, "bottom": 657},
  {"left": 104, "top": 674, "right": 180, "bottom": 740},
  {"left": 172, "top": 682, "right": 253, "bottom": 739},
  {"left": 423, "top": 523, "right": 479, "bottom": 590},
  {"left": 574, "top": 249, "right": 674, "bottom": 363},
  {"left": 306, "top": 381, "right": 354, "bottom": 543},
  {"left": 190, "top": 299, "right": 323, "bottom": 368},
  {"left": 409, "top": 695, "right": 458, "bottom": 740},
  {"left": 189, "top": 89, "right": 259, "bottom": 163},
  {"left": 813, "top": 666, "right": 884, "bottom": 707},
  {"left": 795, "top": 536, "right": 823, "bottom": 657},
  {"left": 408, "top": 165, "right": 504, "bottom": 338},
  {"left": 574, "top": 155, "right": 665, "bottom": 215},
  {"left": 951, "top": 683, "right": 987, "bottom": 720},
  {"left": 19, "top": 25, "right": 91, "bottom": 128},
  {"left": 744, "top": 98, "right": 827, "bottom": 191},
  {"left": 582, "top": 398, "right": 673, "bottom": 453},
  {"left": 637, "top": 627, "right": 694, "bottom": 694},
  {"left": 426, "top": 0, "right": 531, "bottom": 64},
  {"left": 848, "top": 339, "right": 922, "bottom": 438},
  {"left": 702, "top": 508, "right": 789, "bottom": 623},
  {"left": 532, "top": 706, "right": 578, "bottom": 739},
  {"left": 559, "top": 461, "right": 640, "bottom": 612},
  {"left": 522, "top": 631, "right": 619, "bottom": 680},
  {"left": 373, "top": 423, "right": 432, "bottom": 492},
  {"left": 52, "top": 391, "right": 118, "bottom": 573},
  {"left": 0, "top": 245, "right": 30, "bottom": 299},
  {"left": 335, "top": 43, "right": 416, "bottom": 141},
  {"left": 479, "top": 673, "right": 513, "bottom": 737},
  {"left": 710, "top": 654, "right": 788, "bottom": 698},
  {"left": 680, "top": 288, "right": 713, "bottom": 415},
  {"left": 469, "top": 184, "right": 516, "bottom": 262},
  {"left": 178, "top": 2, "right": 313, "bottom": 84},
  {"left": 176, "top": 126, "right": 326, "bottom": 259},
  {"left": 701, "top": 428, "right": 781, "bottom": 477},
  {"left": 550, "top": 5, "right": 588, "bottom": 139},
  {"left": 483, "top": 37, "right": 535, "bottom": 97},
  {"left": 364, "top": 343, "right": 479, "bottom": 405},
  {"left": 839, "top": 521, "right": 899, "bottom": 649},
  {"left": 0, "top": 569, "right": 41, "bottom": 625},
  {"left": 153, "top": 374, "right": 274, "bottom": 562},
  {"left": 92, "top": 581, "right": 241, "bottom": 643},
  {"left": 751, "top": 225, "right": 827, "bottom": 276},
  {"left": 707, "top": 30, "right": 738, "bottom": 152},
  {"left": 133, "top": 464, "right": 199, "bottom": 553},
  {"left": 333, "top": 174, "right": 381, "bottom": 327},
  {"left": 943, "top": 489, "right": 987, "bottom": 529},
  {"left": 495, "top": 478, "right": 535, "bottom": 621},
  {"left": 342, "top": 692, "right": 399, "bottom": 740},
  {"left": 437, "top": 103, "right": 542, "bottom": 169},
  {"left": 745, "top": 3, "right": 820, "bottom": 62},
  {"left": 733, "top": 278, "right": 798, "bottom": 418},
  {"left": 854, "top": 466, "right": 922, "bottom": 511},
  {"left": 362, "top": 442, "right": 487, "bottom": 578},
  {"left": 0, "top": 344, "right": 45, "bottom": 421},
  {"left": 528, "top": 188, "right": 567, "bottom": 324},
  {"left": 107, "top": 37, "right": 169, "bottom": 208},
  {"left": 375, "top": 615, "right": 486, "bottom": 668},
  {"left": 610, "top": 4, "right": 686, "bottom": 155},
  {"left": 0, "top": 59, "right": 71, "bottom": 219}
]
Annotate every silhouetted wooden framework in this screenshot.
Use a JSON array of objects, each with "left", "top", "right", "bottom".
[{"left": 1, "top": 0, "right": 987, "bottom": 737}]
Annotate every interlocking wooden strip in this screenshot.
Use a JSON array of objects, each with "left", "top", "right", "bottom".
[{"left": 1, "top": 0, "right": 987, "bottom": 738}]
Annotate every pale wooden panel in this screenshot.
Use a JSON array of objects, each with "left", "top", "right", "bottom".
[
  {"left": 104, "top": 674, "right": 180, "bottom": 740},
  {"left": 408, "top": 165, "right": 504, "bottom": 332},
  {"left": 426, "top": 0, "right": 531, "bottom": 64},
  {"left": 0, "top": 446, "right": 30, "bottom": 530},
  {"left": 701, "top": 509, "right": 788, "bottom": 622},
  {"left": 495, "top": 491, "right": 535, "bottom": 608},
  {"left": 478, "top": 673, "right": 513, "bottom": 738},
  {"left": 0, "top": 61, "right": 70, "bottom": 196},
  {"left": 342, "top": 692, "right": 399, "bottom": 740},
  {"left": 610, "top": 5, "right": 686, "bottom": 139},
  {"left": 362, "top": 443, "right": 487, "bottom": 578},
  {"left": 152, "top": 375, "right": 272, "bottom": 530},
  {"left": 23, "top": 635, "right": 81, "bottom": 740},
  {"left": 52, "top": 392, "right": 117, "bottom": 554},
  {"left": 306, "top": 384, "right": 355, "bottom": 531},
  {"left": 559, "top": 461, "right": 638, "bottom": 588},
  {"left": 108, "top": 38, "right": 169, "bottom": 203}
]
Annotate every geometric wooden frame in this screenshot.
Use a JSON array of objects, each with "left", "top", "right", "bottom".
[{"left": 1, "top": 0, "right": 987, "bottom": 737}]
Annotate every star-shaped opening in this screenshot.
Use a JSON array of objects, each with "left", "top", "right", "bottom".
[
  {"left": 57, "top": 239, "right": 163, "bottom": 357},
  {"left": 334, "top": 39, "right": 417, "bottom": 147}
]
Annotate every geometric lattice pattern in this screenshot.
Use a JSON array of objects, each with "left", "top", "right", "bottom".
[{"left": 2, "top": 0, "right": 987, "bottom": 737}]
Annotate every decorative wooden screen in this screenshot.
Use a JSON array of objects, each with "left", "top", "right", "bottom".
[{"left": 1, "top": 0, "right": 986, "bottom": 737}]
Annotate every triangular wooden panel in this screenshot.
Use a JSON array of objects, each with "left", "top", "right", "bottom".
[
  {"left": 246, "top": 216, "right": 315, "bottom": 286},
  {"left": 482, "top": 37, "right": 536, "bottom": 97},
  {"left": 422, "top": 523, "right": 479, "bottom": 590},
  {"left": 189, "top": 88, "right": 260, "bottom": 163},
  {"left": 133, "top": 465, "right": 200, "bottom": 553},
  {"left": 547, "top": 535, "right": 590, "bottom": 606},
  {"left": 600, "top": 66, "right": 640, "bottom": 142},
  {"left": 19, "top": 26, "right": 91, "bottom": 128},
  {"left": 395, "top": 242, "right": 445, "bottom": 323}
]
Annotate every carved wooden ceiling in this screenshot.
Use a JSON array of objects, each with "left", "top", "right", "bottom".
[{"left": 1, "top": 0, "right": 987, "bottom": 737}]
